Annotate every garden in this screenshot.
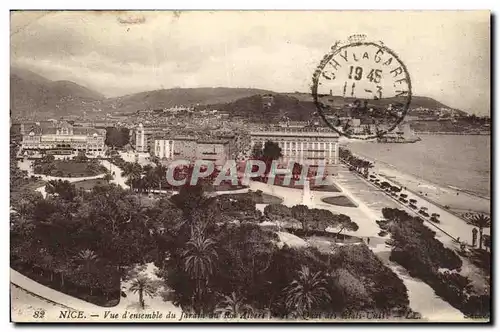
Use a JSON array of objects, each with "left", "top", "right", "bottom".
[
  {"left": 33, "top": 153, "right": 107, "bottom": 177},
  {"left": 378, "top": 208, "right": 490, "bottom": 319},
  {"left": 11, "top": 155, "right": 416, "bottom": 318}
]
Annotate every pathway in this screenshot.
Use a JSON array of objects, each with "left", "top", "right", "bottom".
[
  {"left": 11, "top": 264, "right": 182, "bottom": 322},
  {"left": 370, "top": 243, "right": 466, "bottom": 322},
  {"left": 99, "top": 160, "right": 129, "bottom": 189}
]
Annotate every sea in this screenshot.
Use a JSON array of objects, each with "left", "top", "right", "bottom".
[{"left": 346, "top": 134, "right": 491, "bottom": 198}]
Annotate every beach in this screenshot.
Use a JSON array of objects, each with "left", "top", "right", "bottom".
[{"left": 346, "top": 134, "right": 490, "bottom": 216}]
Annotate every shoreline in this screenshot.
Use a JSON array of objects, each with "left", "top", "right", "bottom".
[{"left": 344, "top": 151, "right": 490, "bottom": 216}]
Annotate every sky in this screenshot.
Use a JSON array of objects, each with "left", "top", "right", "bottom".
[{"left": 10, "top": 10, "right": 490, "bottom": 115}]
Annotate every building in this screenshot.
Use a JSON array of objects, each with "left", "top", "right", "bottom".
[
  {"left": 153, "top": 136, "right": 233, "bottom": 167},
  {"left": 249, "top": 129, "right": 340, "bottom": 169},
  {"left": 135, "top": 124, "right": 236, "bottom": 167},
  {"left": 20, "top": 121, "right": 106, "bottom": 156}
]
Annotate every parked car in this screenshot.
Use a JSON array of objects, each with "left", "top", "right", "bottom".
[{"left": 418, "top": 210, "right": 430, "bottom": 217}]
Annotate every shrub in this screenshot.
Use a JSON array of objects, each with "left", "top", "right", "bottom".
[{"left": 382, "top": 208, "right": 489, "bottom": 317}]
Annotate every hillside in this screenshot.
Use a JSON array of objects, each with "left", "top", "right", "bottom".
[
  {"left": 286, "top": 92, "right": 468, "bottom": 116},
  {"left": 10, "top": 67, "right": 104, "bottom": 118},
  {"left": 104, "top": 87, "right": 273, "bottom": 114},
  {"left": 10, "top": 66, "right": 468, "bottom": 120},
  {"left": 211, "top": 94, "right": 317, "bottom": 122}
]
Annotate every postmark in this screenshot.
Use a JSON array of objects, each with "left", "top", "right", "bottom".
[{"left": 311, "top": 35, "right": 412, "bottom": 139}]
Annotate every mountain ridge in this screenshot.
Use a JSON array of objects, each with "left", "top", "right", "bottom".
[{"left": 10, "top": 67, "right": 468, "bottom": 119}]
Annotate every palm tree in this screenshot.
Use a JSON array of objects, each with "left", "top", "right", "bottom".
[
  {"left": 121, "top": 162, "right": 142, "bottom": 191},
  {"left": 129, "top": 276, "right": 157, "bottom": 309},
  {"left": 76, "top": 249, "right": 98, "bottom": 273},
  {"left": 362, "top": 161, "right": 373, "bottom": 177},
  {"left": 216, "top": 292, "right": 254, "bottom": 318},
  {"left": 284, "top": 265, "right": 330, "bottom": 318},
  {"left": 155, "top": 165, "right": 167, "bottom": 193},
  {"left": 469, "top": 214, "right": 491, "bottom": 250},
  {"left": 183, "top": 234, "right": 218, "bottom": 312},
  {"left": 75, "top": 249, "right": 99, "bottom": 295}
]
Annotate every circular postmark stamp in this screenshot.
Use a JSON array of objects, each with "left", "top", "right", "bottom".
[{"left": 311, "top": 35, "right": 412, "bottom": 139}]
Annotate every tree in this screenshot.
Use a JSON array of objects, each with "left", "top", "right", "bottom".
[
  {"left": 291, "top": 205, "right": 310, "bottom": 230},
  {"left": 75, "top": 151, "right": 88, "bottom": 163},
  {"left": 251, "top": 142, "right": 263, "bottom": 159},
  {"left": 284, "top": 265, "right": 330, "bottom": 317},
  {"left": 76, "top": 249, "right": 98, "bottom": 273},
  {"left": 482, "top": 234, "right": 491, "bottom": 252},
  {"left": 362, "top": 161, "right": 374, "bottom": 177},
  {"left": 121, "top": 162, "right": 142, "bottom": 191},
  {"left": 105, "top": 127, "right": 130, "bottom": 149},
  {"left": 45, "top": 180, "right": 77, "bottom": 201},
  {"left": 216, "top": 292, "right": 254, "bottom": 318},
  {"left": 469, "top": 214, "right": 491, "bottom": 250},
  {"left": 183, "top": 234, "right": 218, "bottom": 313},
  {"left": 264, "top": 204, "right": 292, "bottom": 220},
  {"left": 331, "top": 268, "right": 372, "bottom": 310},
  {"left": 41, "top": 154, "right": 55, "bottom": 164},
  {"left": 129, "top": 276, "right": 157, "bottom": 309},
  {"left": 103, "top": 172, "right": 114, "bottom": 182},
  {"left": 334, "top": 214, "right": 359, "bottom": 237},
  {"left": 262, "top": 141, "right": 283, "bottom": 160}
]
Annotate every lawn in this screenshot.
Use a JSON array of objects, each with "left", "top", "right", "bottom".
[
  {"left": 223, "top": 191, "right": 283, "bottom": 205},
  {"left": 73, "top": 179, "right": 110, "bottom": 190},
  {"left": 35, "top": 160, "right": 107, "bottom": 177},
  {"left": 321, "top": 195, "right": 358, "bottom": 207},
  {"left": 256, "top": 192, "right": 284, "bottom": 204},
  {"left": 53, "top": 161, "right": 105, "bottom": 177},
  {"left": 266, "top": 176, "right": 341, "bottom": 192}
]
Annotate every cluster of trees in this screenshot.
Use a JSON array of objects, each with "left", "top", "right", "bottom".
[
  {"left": 10, "top": 183, "right": 163, "bottom": 305},
  {"left": 105, "top": 127, "right": 130, "bottom": 149},
  {"left": 216, "top": 192, "right": 264, "bottom": 223},
  {"left": 11, "top": 145, "right": 29, "bottom": 189},
  {"left": 339, "top": 147, "right": 374, "bottom": 177},
  {"left": 263, "top": 204, "right": 359, "bottom": 236},
  {"left": 379, "top": 208, "right": 490, "bottom": 318},
  {"left": 10, "top": 162, "right": 415, "bottom": 318},
  {"left": 111, "top": 155, "right": 248, "bottom": 193},
  {"left": 160, "top": 186, "right": 411, "bottom": 317}
]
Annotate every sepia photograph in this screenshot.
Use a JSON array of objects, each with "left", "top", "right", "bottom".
[{"left": 9, "top": 10, "right": 491, "bottom": 323}]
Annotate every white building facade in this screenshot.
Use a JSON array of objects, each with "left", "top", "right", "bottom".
[{"left": 249, "top": 130, "right": 340, "bottom": 166}]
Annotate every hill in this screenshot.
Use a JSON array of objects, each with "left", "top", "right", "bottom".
[
  {"left": 10, "top": 67, "right": 104, "bottom": 118},
  {"left": 104, "top": 87, "right": 273, "bottom": 114},
  {"left": 211, "top": 93, "right": 317, "bottom": 122},
  {"left": 285, "top": 92, "right": 468, "bottom": 116}
]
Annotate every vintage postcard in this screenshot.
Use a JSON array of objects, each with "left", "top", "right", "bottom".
[{"left": 10, "top": 10, "right": 491, "bottom": 323}]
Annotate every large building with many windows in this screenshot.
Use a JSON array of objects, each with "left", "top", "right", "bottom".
[
  {"left": 135, "top": 124, "right": 236, "bottom": 166},
  {"left": 154, "top": 137, "right": 233, "bottom": 166},
  {"left": 249, "top": 129, "right": 340, "bottom": 167},
  {"left": 20, "top": 121, "right": 106, "bottom": 156}
]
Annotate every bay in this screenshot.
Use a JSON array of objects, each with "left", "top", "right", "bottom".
[{"left": 346, "top": 134, "right": 491, "bottom": 198}]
